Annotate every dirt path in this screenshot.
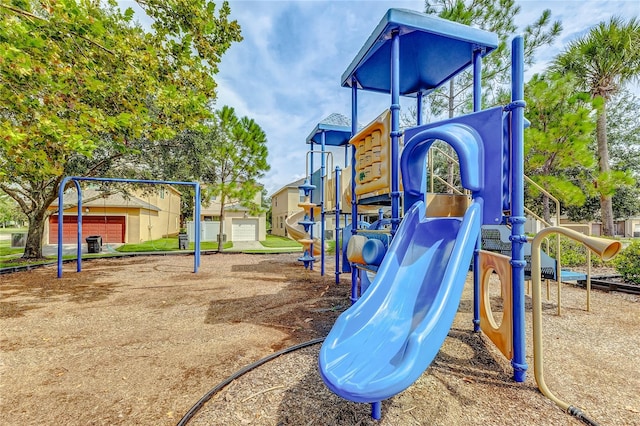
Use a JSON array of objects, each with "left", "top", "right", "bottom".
[{"left": 1, "top": 253, "right": 639, "bottom": 425}]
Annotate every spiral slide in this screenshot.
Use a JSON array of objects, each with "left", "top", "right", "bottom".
[
  {"left": 319, "top": 199, "right": 481, "bottom": 403},
  {"left": 285, "top": 209, "right": 322, "bottom": 256}
]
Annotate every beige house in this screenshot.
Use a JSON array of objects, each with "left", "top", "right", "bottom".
[
  {"left": 195, "top": 191, "right": 267, "bottom": 242},
  {"left": 271, "top": 178, "right": 306, "bottom": 237},
  {"left": 576, "top": 218, "right": 640, "bottom": 238},
  {"left": 270, "top": 177, "right": 341, "bottom": 240},
  {"left": 46, "top": 186, "right": 182, "bottom": 244},
  {"left": 625, "top": 216, "right": 640, "bottom": 238}
]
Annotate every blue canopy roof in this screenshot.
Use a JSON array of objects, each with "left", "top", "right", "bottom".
[
  {"left": 341, "top": 9, "right": 498, "bottom": 97},
  {"left": 306, "top": 113, "right": 353, "bottom": 146}
]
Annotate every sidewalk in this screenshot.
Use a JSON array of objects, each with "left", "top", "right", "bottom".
[
  {"left": 225, "top": 241, "right": 267, "bottom": 252},
  {"left": 42, "top": 241, "right": 298, "bottom": 256},
  {"left": 42, "top": 243, "right": 124, "bottom": 257}
]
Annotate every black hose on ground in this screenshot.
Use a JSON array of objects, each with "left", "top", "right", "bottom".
[
  {"left": 176, "top": 337, "right": 325, "bottom": 426},
  {"left": 568, "top": 406, "right": 601, "bottom": 426}
]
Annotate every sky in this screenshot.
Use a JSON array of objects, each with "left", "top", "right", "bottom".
[{"left": 129, "top": 0, "right": 640, "bottom": 196}]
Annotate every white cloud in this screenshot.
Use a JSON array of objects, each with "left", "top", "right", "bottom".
[{"left": 216, "top": 0, "right": 640, "bottom": 195}]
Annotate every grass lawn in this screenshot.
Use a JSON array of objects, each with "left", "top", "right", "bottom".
[
  {"left": 0, "top": 233, "right": 336, "bottom": 269},
  {"left": 0, "top": 227, "right": 28, "bottom": 234},
  {"left": 116, "top": 237, "right": 232, "bottom": 252},
  {"left": 0, "top": 241, "right": 24, "bottom": 257},
  {"left": 261, "top": 234, "right": 303, "bottom": 248},
  {"left": 259, "top": 234, "right": 336, "bottom": 254},
  {"left": 0, "top": 228, "right": 27, "bottom": 257}
]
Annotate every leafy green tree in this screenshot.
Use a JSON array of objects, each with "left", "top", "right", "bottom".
[
  {"left": 0, "top": 0, "right": 241, "bottom": 258},
  {"left": 425, "top": 0, "right": 562, "bottom": 112},
  {"left": 129, "top": 129, "right": 216, "bottom": 226},
  {"left": 424, "top": 0, "right": 562, "bottom": 190},
  {"left": 553, "top": 17, "right": 640, "bottom": 236},
  {"left": 612, "top": 185, "right": 640, "bottom": 221},
  {"left": 207, "top": 106, "right": 269, "bottom": 251},
  {"left": 134, "top": 107, "right": 270, "bottom": 240},
  {"left": 564, "top": 196, "right": 600, "bottom": 223},
  {"left": 0, "top": 191, "right": 26, "bottom": 227},
  {"left": 524, "top": 72, "right": 599, "bottom": 223},
  {"left": 262, "top": 188, "right": 272, "bottom": 231},
  {"left": 566, "top": 186, "right": 640, "bottom": 226},
  {"left": 564, "top": 92, "right": 640, "bottom": 224},
  {"left": 607, "top": 90, "right": 640, "bottom": 177}
]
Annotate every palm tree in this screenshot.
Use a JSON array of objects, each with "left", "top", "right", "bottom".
[{"left": 554, "top": 17, "right": 640, "bottom": 236}]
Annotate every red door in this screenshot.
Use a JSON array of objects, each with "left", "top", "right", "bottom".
[{"left": 49, "top": 216, "right": 125, "bottom": 244}]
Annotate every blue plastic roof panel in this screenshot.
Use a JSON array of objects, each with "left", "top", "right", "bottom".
[
  {"left": 342, "top": 9, "right": 498, "bottom": 97},
  {"left": 306, "top": 113, "right": 353, "bottom": 146}
]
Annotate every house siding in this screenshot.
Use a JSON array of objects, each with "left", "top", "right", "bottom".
[
  {"left": 45, "top": 186, "right": 181, "bottom": 245},
  {"left": 198, "top": 191, "right": 266, "bottom": 242}
]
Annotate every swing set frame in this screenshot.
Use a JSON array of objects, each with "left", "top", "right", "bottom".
[{"left": 56, "top": 176, "right": 201, "bottom": 278}]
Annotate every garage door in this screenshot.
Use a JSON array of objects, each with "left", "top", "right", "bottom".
[
  {"left": 231, "top": 219, "right": 258, "bottom": 242},
  {"left": 49, "top": 215, "right": 125, "bottom": 244}
]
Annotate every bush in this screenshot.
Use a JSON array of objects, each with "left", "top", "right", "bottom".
[
  {"left": 614, "top": 240, "right": 640, "bottom": 284},
  {"left": 545, "top": 235, "right": 613, "bottom": 268}
]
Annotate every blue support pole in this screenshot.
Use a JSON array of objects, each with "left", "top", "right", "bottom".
[
  {"left": 194, "top": 183, "right": 201, "bottom": 272},
  {"left": 390, "top": 30, "right": 401, "bottom": 236},
  {"left": 57, "top": 178, "right": 69, "bottom": 278},
  {"left": 473, "top": 49, "right": 482, "bottom": 111},
  {"left": 350, "top": 78, "right": 358, "bottom": 304},
  {"left": 321, "top": 132, "right": 326, "bottom": 276},
  {"left": 76, "top": 184, "right": 83, "bottom": 272},
  {"left": 57, "top": 177, "right": 81, "bottom": 278},
  {"left": 416, "top": 91, "right": 423, "bottom": 126},
  {"left": 335, "top": 166, "right": 341, "bottom": 284},
  {"left": 309, "top": 142, "right": 315, "bottom": 271},
  {"left": 509, "top": 36, "right": 528, "bottom": 383},
  {"left": 344, "top": 143, "right": 349, "bottom": 246},
  {"left": 472, "top": 47, "right": 483, "bottom": 333},
  {"left": 371, "top": 401, "right": 382, "bottom": 420}
]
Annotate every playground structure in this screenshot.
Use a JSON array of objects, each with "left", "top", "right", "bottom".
[
  {"left": 289, "top": 111, "right": 395, "bottom": 277},
  {"left": 284, "top": 208, "right": 322, "bottom": 257},
  {"left": 313, "top": 8, "right": 622, "bottom": 422},
  {"left": 56, "top": 176, "right": 202, "bottom": 278},
  {"left": 283, "top": 114, "right": 353, "bottom": 273},
  {"left": 293, "top": 179, "right": 320, "bottom": 268}
]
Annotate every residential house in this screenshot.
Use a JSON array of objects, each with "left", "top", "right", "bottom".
[
  {"left": 271, "top": 177, "right": 341, "bottom": 240},
  {"left": 194, "top": 191, "right": 266, "bottom": 242},
  {"left": 271, "top": 178, "right": 306, "bottom": 238},
  {"left": 46, "top": 186, "right": 182, "bottom": 244}
]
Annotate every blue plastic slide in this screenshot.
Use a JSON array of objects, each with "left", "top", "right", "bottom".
[{"left": 319, "top": 200, "right": 481, "bottom": 403}]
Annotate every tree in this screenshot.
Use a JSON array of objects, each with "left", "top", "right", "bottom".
[
  {"left": 0, "top": 191, "right": 26, "bottom": 227},
  {"left": 425, "top": 0, "right": 562, "bottom": 111},
  {"left": 261, "top": 188, "right": 272, "bottom": 231},
  {"left": 207, "top": 106, "right": 269, "bottom": 251},
  {"left": 564, "top": 90, "right": 640, "bottom": 224},
  {"left": 523, "top": 72, "right": 599, "bottom": 223},
  {"left": 424, "top": 0, "right": 562, "bottom": 190},
  {"left": 612, "top": 185, "right": 640, "bottom": 221},
  {"left": 0, "top": 0, "right": 242, "bottom": 258},
  {"left": 553, "top": 17, "right": 640, "bottom": 235},
  {"left": 607, "top": 90, "right": 640, "bottom": 178}
]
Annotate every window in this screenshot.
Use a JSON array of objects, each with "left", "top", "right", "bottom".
[{"left": 299, "top": 189, "right": 305, "bottom": 202}]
